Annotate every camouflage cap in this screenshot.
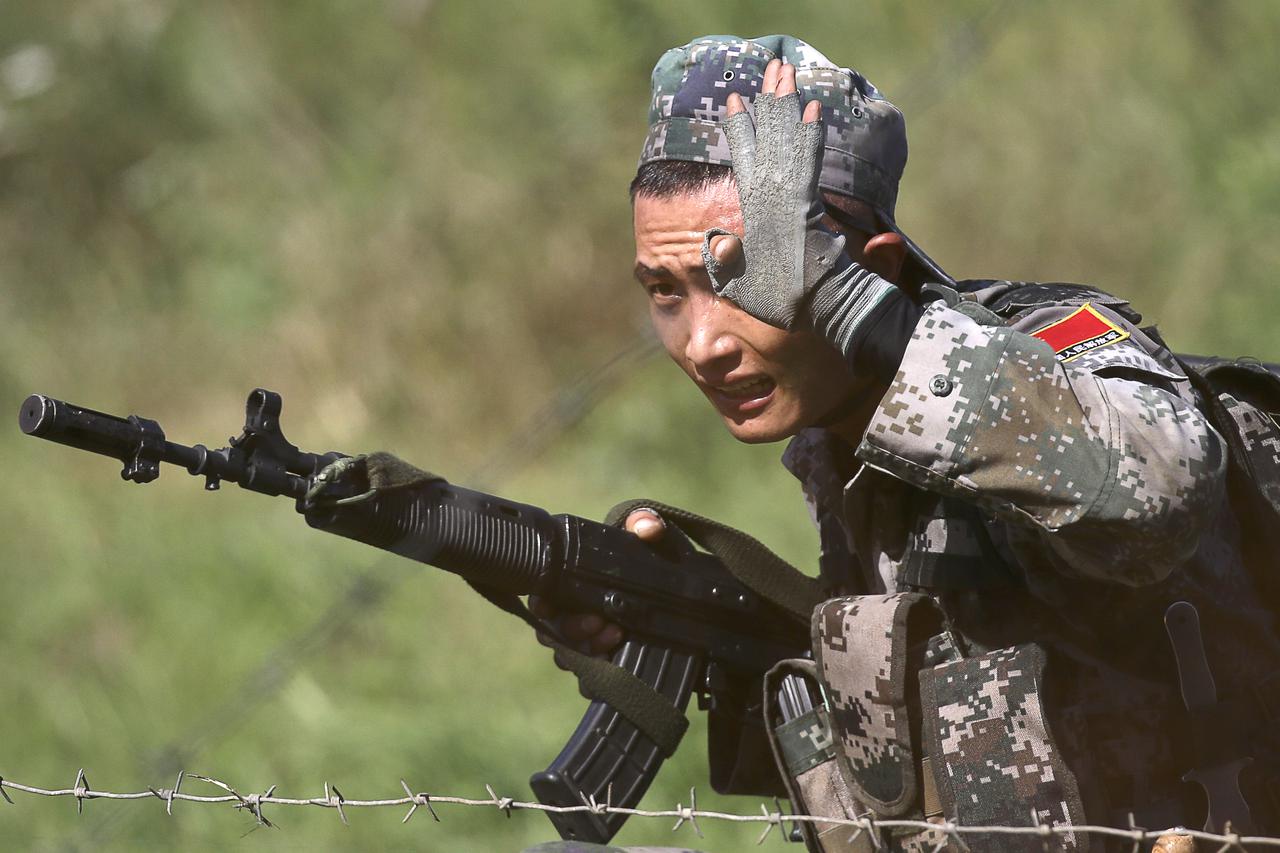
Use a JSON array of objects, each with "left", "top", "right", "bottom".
[{"left": 640, "top": 34, "right": 951, "bottom": 286}]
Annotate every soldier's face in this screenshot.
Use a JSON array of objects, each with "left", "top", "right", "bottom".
[{"left": 632, "top": 181, "right": 860, "bottom": 443}]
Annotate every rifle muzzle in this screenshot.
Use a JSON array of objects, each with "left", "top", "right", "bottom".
[{"left": 19, "top": 394, "right": 145, "bottom": 460}]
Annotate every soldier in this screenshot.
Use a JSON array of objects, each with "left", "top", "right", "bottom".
[{"left": 532, "top": 34, "right": 1280, "bottom": 851}]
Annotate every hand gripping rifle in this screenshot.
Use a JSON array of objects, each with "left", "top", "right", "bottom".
[{"left": 19, "top": 389, "right": 816, "bottom": 843}]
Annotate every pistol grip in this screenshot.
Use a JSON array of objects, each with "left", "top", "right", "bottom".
[{"left": 529, "top": 639, "right": 698, "bottom": 843}]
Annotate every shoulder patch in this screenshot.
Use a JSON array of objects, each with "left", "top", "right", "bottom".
[{"left": 1030, "top": 302, "right": 1130, "bottom": 362}]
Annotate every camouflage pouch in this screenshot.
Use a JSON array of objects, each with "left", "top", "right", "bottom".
[
  {"left": 814, "top": 593, "right": 941, "bottom": 817},
  {"left": 918, "top": 643, "right": 1090, "bottom": 852},
  {"left": 763, "top": 594, "right": 947, "bottom": 851},
  {"left": 764, "top": 659, "right": 871, "bottom": 853}
]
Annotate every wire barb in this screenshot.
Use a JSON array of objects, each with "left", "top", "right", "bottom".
[
  {"left": 72, "top": 768, "right": 89, "bottom": 815},
  {"left": 864, "top": 811, "right": 884, "bottom": 850},
  {"left": 0, "top": 776, "right": 14, "bottom": 805},
  {"left": 671, "top": 786, "right": 703, "bottom": 837},
  {"left": 755, "top": 802, "right": 783, "bottom": 846},
  {"left": 240, "top": 786, "right": 276, "bottom": 828},
  {"left": 1217, "top": 821, "right": 1244, "bottom": 853},
  {"left": 324, "top": 781, "right": 347, "bottom": 826},
  {"left": 1126, "top": 811, "right": 1147, "bottom": 853},
  {"left": 148, "top": 769, "right": 184, "bottom": 817},
  {"left": 399, "top": 779, "right": 439, "bottom": 824},
  {"left": 945, "top": 819, "right": 973, "bottom": 853},
  {"left": 1030, "top": 807, "right": 1054, "bottom": 852},
  {"left": 484, "top": 783, "right": 514, "bottom": 818}
]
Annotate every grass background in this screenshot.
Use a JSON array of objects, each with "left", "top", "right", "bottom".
[{"left": 2, "top": 1, "right": 1278, "bottom": 850}]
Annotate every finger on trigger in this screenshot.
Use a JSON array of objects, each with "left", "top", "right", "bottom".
[
  {"left": 803, "top": 100, "right": 821, "bottom": 124},
  {"left": 592, "top": 623, "right": 624, "bottom": 655},
  {"left": 562, "top": 613, "right": 599, "bottom": 640}
]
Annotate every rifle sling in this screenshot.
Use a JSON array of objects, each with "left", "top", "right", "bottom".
[
  {"left": 465, "top": 580, "right": 689, "bottom": 757},
  {"left": 604, "top": 498, "right": 825, "bottom": 625}
]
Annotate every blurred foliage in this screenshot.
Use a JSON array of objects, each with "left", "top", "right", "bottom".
[{"left": 1, "top": 0, "right": 1277, "bottom": 850}]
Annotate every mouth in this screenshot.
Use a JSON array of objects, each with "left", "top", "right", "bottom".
[{"left": 705, "top": 375, "right": 777, "bottom": 415}]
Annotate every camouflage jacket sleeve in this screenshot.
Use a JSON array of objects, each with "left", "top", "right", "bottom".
[{"left": 854, "top": 295, "right": 1226, "bottom": 586}]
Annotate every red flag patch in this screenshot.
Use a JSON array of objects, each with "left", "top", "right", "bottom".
[{"left": 1030, "top": 303, "right": 1130, "bottom": 362}]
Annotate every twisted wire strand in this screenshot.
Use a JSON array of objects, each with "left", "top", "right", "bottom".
[{"left": 1, "top": 772, "right": 1269, "bottom": 850}]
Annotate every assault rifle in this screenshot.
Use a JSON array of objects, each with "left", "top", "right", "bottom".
[{"left": 18, "top": 389, "right": 812, "bottom": 843}]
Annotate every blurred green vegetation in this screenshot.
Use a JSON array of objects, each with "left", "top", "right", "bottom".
[{"left": 1, "top": 1, "right": 1277, "bottom": 850}]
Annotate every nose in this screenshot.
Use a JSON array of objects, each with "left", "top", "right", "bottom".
[{"left": 684, "top": 294, "right": 742, "bottom": 377}]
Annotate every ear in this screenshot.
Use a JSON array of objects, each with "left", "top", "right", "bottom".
[{"left": 861, "top": 231, "right": 907, "bottom": 282}]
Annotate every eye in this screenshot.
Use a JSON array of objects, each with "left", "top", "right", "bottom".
[{"left": 644, "top": 281, "right": 681, "bottom": 305}]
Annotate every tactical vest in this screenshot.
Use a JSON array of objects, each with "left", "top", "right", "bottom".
[{"left": 765, "top": 281, "right": 1280, "bottom": 852}]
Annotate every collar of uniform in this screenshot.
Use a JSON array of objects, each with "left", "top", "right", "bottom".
[{"left": 783, "top": 428, "right": 866, "bottom": 507}]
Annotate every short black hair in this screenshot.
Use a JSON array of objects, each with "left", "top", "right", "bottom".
[
  {"left": 629, "top": 160, "right": 733, "bottom": 202},
  {"left": 628, "top": 160, "right": 878, "bottom": 233}
]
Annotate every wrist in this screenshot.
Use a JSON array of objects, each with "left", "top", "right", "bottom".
[
  {"left": 807, "top": 259, "right": 896, "bottom": 349},
  {"left": 808, "top": 262, "right": 919, "bottom": 385}
]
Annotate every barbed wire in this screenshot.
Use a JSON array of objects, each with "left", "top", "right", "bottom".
[{"left": 3, "top": 771, "right": 1271, "bottom": 850}]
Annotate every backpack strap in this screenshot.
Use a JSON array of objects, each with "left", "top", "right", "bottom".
[
  {"left": 978, "top": 279, "right": 1145, "bottom": 325},
  {"left": 1170, "top": 356, "right": 1280, "bottom": 608}
]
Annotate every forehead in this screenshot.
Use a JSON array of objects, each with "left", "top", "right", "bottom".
[
  {"left": 632, "top": 182, "right": 743, "bottom": 273},
  {"left": 633, "top": 181, "right": 742, "bottom": 229}
]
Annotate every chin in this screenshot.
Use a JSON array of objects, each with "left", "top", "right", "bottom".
[{"left": 720, "top": 414, "right": 803, "bottom": 444}]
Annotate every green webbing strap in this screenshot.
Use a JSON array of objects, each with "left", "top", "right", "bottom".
[
  {"left": 365, "top": 451, "right": 442, "bottom": 490},
  {"left": 552, "top": 645, "right": 690, "bottom": 757},
  {"left": 605, "top": 498, "right": 825, "bottom": 626},
  {"left": 463, "top": 579, "right": 689, "bottom": 757}
]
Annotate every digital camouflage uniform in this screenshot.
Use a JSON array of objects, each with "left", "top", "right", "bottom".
[{"left": 784, "top": 279, "right": 1280, "bottom": 840}]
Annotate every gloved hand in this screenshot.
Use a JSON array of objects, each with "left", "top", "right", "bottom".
[{"left": 704, "top": 61, "right": 913, "bottom": 384}]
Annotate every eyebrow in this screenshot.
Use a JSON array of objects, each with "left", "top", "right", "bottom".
[{"left": 633, "top": 262, "right": 665, "bottom": 283}]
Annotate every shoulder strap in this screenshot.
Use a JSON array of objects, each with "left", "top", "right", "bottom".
[
  {"left": 605, "top": 498, "right": 826, "bottom": 625},
  {"left": 981, "top": 279, "right": 1145, "bottom": 325},
  {"left": 1171, "top": 355, "right": 1280, "bottom": 607}
]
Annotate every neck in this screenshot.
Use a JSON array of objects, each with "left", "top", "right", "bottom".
[{"left": 821, "top": 376, "right": 891, "bottom": 446}]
